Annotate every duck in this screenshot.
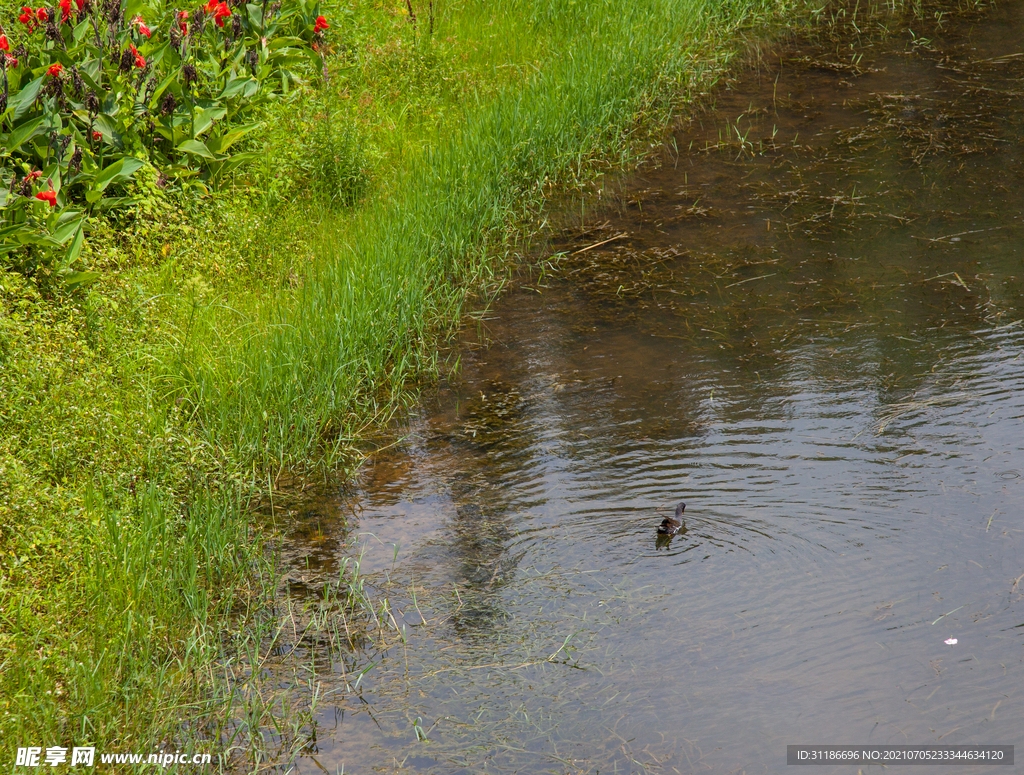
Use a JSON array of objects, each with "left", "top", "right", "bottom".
[{"left": 657, "top": 502, "right": 685, "bottom": 535}]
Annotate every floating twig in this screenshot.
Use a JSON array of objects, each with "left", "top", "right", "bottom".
[{"left": 572, "top": 233, "right": 628, "bottom": 254}]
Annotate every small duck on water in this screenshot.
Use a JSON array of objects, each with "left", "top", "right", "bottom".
[{"left": 657, "top": 502, "right": 685, "bottom": 535}]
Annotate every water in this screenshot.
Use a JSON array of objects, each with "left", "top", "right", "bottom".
[{"left": 261, "top": 3, "right": 1024, "bottom": 772}]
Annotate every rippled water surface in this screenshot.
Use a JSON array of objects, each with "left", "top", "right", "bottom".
[{"left": 265, "top": 4, "right": 1024, "bottom": 772}]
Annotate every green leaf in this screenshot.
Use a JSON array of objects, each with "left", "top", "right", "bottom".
[
  {"left": 62, "top": 271, "right": 101, "bottom": 290},
  {"left": 72, "top": 16, "right": 92, "bottom": 43},
  {"left": 245, "top": 3, "right": 264, "bottom": 27},
  {"left": 220, "top": 77, "right": 259, "bottom": 100},
  {"left": 79, "top": 58, "right": 103, "bottom": 89},
  {"left": 206, "top": 121, "right": 262, "bottom": 155},
  {"left": 94, "top": 157, "right": 146, "bottom": 192},
  {"left": 149, "top": 71, "right": 180, "bottom": 108},
  {"left": 269, "top": 36, "right": 304, "bottom": 51},
  {"left": 0, "top": 223, "right": 30, "bottom": 240},
  {"left": 193, "top": 107, "right": 228, "bottom": 138},
  {"left": 123, "top": 0, "right": 146, "bottom": 27},
  {"left": 146, "top": 40, "right": 171, "bottom": 69},
  {"left": 63, "top": 225, "right": 85, "bottom": 265},
  {"left": 177, "top": 139, "right": 216, "bottom": 159},
  {"left": 15, "top": 231, "right": 63, "bottom": 248},
  {"left": 8, "top": 75, "right": 46, "bottom": 121},
  {"left": 207, "top": 152, "right": 258, "bottom": 182},
  {"left": 52, "top": 217, "right": 83, "bottom": 245},
  {"left": 6, "top": 118, "right": 45, "bottom": 152},
  {"left": 92, "top": 115, "right": 125, "bottom": 149},
  {"left": 94, "top": 196, "right": 135, "bottom": 211}
]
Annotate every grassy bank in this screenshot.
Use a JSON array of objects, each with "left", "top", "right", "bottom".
[{"left": 1, "top": 0, "right": 847, "bottom": 765}]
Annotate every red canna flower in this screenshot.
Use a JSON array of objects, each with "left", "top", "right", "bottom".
[
  {"left": 0, "top": 35, "right": 8, "bottom": 51},
  {"left": 36, "top": 7, "right": 48, "bottom": 21},
  {"left": 177, "top": 10, "right": 189, "bottom": 34},
  {"left": 26, "top": 170, "right": 43, "bottom": 181},
  {"left": 35, "top": 189, "right": 57, "bottom": 207},
  {"left": 213, "top": 2, "right": 231, "bottom": 27},
  {"left": 133, "top": 15, "right": 151, "bottom": 37},
  {"left": 18, "top": 6, "right": 34, "bottom": 25},
  {"left": 4, "top": 53, "right": 18, "bottom": 68},
  {"left": 59, "top": 0, "right": 70, "bottom": 22},
  {"left": 202, "top": 0, "right": 217, "bottom": 13},
  {"left": 47, "top": 62, "right": 63, "bottom": 76},
  {"left": 313, "top": 15, "right": 329, "bottom": 32},
  {"left": 130, "top": 43, "right": 145, "bottom": 68},
  {"left": 92, "top": 131, "right": 101, "bottom": 141}
]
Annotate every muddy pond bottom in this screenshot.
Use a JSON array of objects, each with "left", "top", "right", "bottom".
[{"left": 267, "top": 4, "right": 1024, "bottom": 773}]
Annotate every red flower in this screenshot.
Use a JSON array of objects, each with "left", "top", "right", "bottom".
[
  {"left": 133, "top": 15, "right": 151, "bottom": 37},
  {"left": 92, "top": 131, "right": 101, "bottom": 141},
  {"left": 47, "top": 62, "right": 63, "bottom": 76},
  {"left": 313, "top": 15, "right": 329, "bottom": 32},
  {"left": 213, "top": 2, "right": 231, "bottom": 27},
  {"left": 177, "top": 10, "right": 189, "bottom": 34},
  {"left": 202, "top": 0, "right": 217, "bottom": 13},
  {"left": 59, "top": 0, "right": 70, "bottom": 22},
  {"left": 36, "top": 7, "right": 48, "bottom": 21},
  {"left": 130, "top": 43, "right": 145, "bottom": 68},
  {"left": 18, "top": 6, "right": 34, "bottom": 25},
  {"left": 26, "top": 170, "right": 43, "bottom": 181},
  {"left": 35, "top": 189, "right": 57, "bottom": 207},
  {"left": 4, "top": 53, "right": 18, "bottom": 68},
  {"left": 0, "top": 35, "right": 8, "bottom": 51}
]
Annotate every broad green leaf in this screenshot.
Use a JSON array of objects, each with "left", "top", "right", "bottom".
[
  {"left": 0, "top": 224, "right": 30, "bottom": 240},
  {"left": 92, "top": 115, "right": 125, "bottom": 149},
  {"left": 269, "top": 36, "right": 304, "bottom": 51},
  {"left": 146, "top": 40, "right": 171, "bottom": 69},
  {"left": 193, "top": 107, "right": 228, "bottom": 138},
  {"left": 95, "top": 196, "right": 135, "bottom": 210},
  {"left": 6, "top": 118, "right": 45, "bottom": 152},
  {"left": 52, "top": 218, "right": 83, "bottom": 245},
  {"left": 208, "top": 152, "right": 258, "bottom": 181},
  {"left": 16, "top": 231, "right": 63, "bottom": 248},
  {"left": 63, "top": 224, "right": 85, "bottom": 265},
  {"left": 62, "top": 271, "right": 101, "bottom": 290},
  {"left": 245, "top": 3, "right": 264, "bottom": 28},
  {"left": 149, "top": 71, "right": 180, "bottom": 107},
  {"left": 79, "top": 58, "right": 102, "bottom": 87},
  {"left": 94, "top": 157, "right": 146, "bottom": 192},
  {"left": 177, "top": 139, "right": 216, "bottom": 159},
  {"left": 220, "top": 77, "right": 259, "bottom": 100},
  {"left": 124, "top": 0, "right": 146, "bottom": 28},
  {"left": 72, "top": 17, "right": 92, "bottom": 43},
  {"left": 206, "top": 121, "right": 262, "bottom": 155},
  {"left": 8, "top": 76, "right": 46, "bottom": 121}
]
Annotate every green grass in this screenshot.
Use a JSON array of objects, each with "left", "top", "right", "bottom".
[{"left": 1, "top": 0, "right": 844, "bottom": 766}]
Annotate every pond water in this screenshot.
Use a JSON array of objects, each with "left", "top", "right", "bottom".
[{"left": 263, "top": 2, "right": 1024, "bottom": 772}]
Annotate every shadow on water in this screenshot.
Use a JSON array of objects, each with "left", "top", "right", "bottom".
[{"left": 241, "top": 1, "right": 1024, "bottom": 771}]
